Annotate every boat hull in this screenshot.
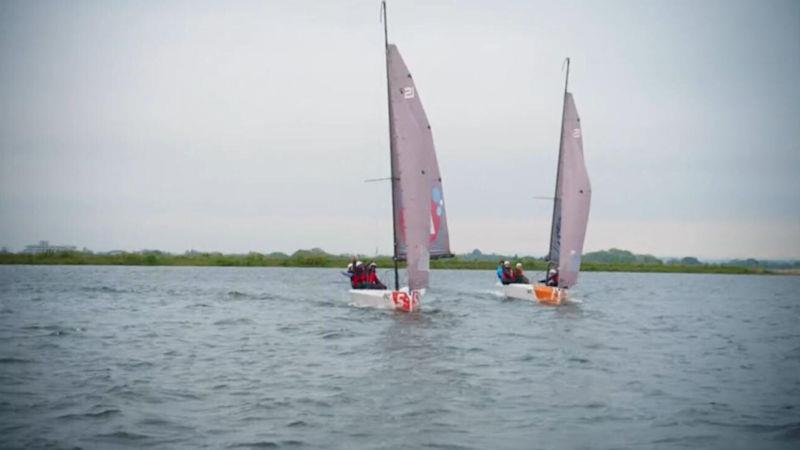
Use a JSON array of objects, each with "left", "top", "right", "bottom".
[
  {"left": 502, "top": 283, "right": 566, "bottom": 305},
  {"left": 348, "top": 288, "right": 422, "bottom": 312}
]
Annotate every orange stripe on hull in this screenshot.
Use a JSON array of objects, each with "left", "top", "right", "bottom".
[{"left": 533, "top": 284, "right": 566, "bottom": 305}]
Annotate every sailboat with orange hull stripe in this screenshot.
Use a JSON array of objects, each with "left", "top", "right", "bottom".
[{"left": 503, "top": 58, "right": 591, "bottom": 305}]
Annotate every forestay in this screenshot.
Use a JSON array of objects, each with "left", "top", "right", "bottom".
[{"left": 386, "top": 44, "right": 450, "bottom": 290}]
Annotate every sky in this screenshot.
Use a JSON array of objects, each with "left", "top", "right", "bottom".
[{"left": 0, "top": 0, "right": 798, "bottom": 259}]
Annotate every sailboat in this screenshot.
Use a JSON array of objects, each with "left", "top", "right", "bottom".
[
  {"left": 349, "top": 1, "right": 452, "bottom": 312},
  {"left": 503, "top": 58, "right": 591, "bottom": 305}
]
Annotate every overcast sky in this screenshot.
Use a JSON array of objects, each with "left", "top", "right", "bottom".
[{"left": 1, "top": 0, "right": 798, "bottom": 259}]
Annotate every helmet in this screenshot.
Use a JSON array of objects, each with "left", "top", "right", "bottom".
[
  {"left": 549, "top": 268, "right": 556, "bottom": 274},
  {"left": 369, "top": 262, "right": 377, "bottom": 267},
  {"left": 516, "top": 263, "right": 522, "bottom": 268},
  {"left": 503, "top": 261, "right": 511, "bottom": 268},
  {"left": 356, "top": 261, "right": 363, "bottom": 267},
  {"left": 347, "top": 263, "right": 353, "bottom": 270}
]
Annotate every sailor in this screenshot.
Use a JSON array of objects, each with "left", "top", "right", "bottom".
[
  {"left": 495, "top": 259, "right": 504, "bottom": 282},
  {"left": 500, "top": 261, "right": 515, "bottom": 285},
  {"left": 346, "top": 255, "right": 357, "bottom": 276},
  {"left": 513, "top": 263, "right": 529, "bottom": 284},
  {"left": 545, "top": 268, "right": 559, "bottom": 287},
  {"left": 351, "top": 261, "right": 366, "bottom": 289},
  {"left": 365, "top": 261, "right": 387, "bottom": 290}
]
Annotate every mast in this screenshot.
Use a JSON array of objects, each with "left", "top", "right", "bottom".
[
  {"left": 547, "top": 57, "right": 570, "bottom": 277},
  {"left": 382, "top": 0, "right": 400, "bottom": 290}
]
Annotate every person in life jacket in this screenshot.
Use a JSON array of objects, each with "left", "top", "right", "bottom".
[
  {"left": 513, "top": 262, "right": 529, "bottom": 284},
  {"left": 346, "top": 256, "right": 357, "bottom": 276},
  {"left": 496, "top": 259, "right": 504, "bottom": 282},
  {"left": 545, "top": 268, "right": 559, "bottom": 287},
  {"left": 350, "top": 261, "right": 367, "bottom": 289},
  {"left": 500, "top": 261, "right": 516, "bottom": 285},
  {"left": 364, "top": 261, "right": 387, "bottom": 290}
]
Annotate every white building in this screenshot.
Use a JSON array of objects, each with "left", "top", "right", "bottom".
[{"left": 22, "top": 241, "right": 77, "bottom": 254}]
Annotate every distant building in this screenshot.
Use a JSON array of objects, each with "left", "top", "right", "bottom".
[{"left": 22, "top": 241, "right": 77, "bottom": 254}]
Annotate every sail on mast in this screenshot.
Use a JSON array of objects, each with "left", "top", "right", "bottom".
[
  {"left": 386, "top": 44, "right": 451, "bottom": 290},
  {"left": 555, "top": 93, "right": 591, "bottom": 287},
  {"left": 546, "top": 60, "right": 591, "bottom": 288}
]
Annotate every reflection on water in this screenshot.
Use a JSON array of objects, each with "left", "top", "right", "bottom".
[{"left": 0, "top": 266, "right": 798, "bottom": 449}]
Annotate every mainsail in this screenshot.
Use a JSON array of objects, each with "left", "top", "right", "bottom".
[
  {"left": 547, "top": 91, "right": 591, "bottom": 288},
  {"left": 386, "top": 44, "right": 451, "bottom": 290}
]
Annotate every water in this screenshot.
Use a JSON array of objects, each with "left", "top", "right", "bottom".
[{"left": 0, "top": 266, "right": 798, "bottom": 449}]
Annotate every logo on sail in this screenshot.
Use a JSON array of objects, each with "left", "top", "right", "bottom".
[
  {"left": 403, "top": 87, "right": 415, "bottom": 99},
  {"left": 572, "top": 128, "right": 581, "bottom": 139},
  {"left": 429, "top": 186, "right": 444, "bottom": 242}
]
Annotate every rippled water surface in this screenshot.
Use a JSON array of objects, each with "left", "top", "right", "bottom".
[{"left": 1, "top": 265, "right": 799, "bottom": 449}]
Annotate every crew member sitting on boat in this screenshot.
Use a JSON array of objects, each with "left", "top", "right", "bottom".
[
  {"left": 350, "top": 261, "right": 367, "bottom": 289},
  {"left": 544, "top": 268, "right": 559, "bottom": 287},
  {"left": 496, "top": 259, "right": 504, "bottom": 282},
  {"left": 500, "top": 261, "right": 515, "bottom": 285},
  {"left": 363, "top": 261, "right": 387, "bottom": 290},
  {"left": 513, "top": 263, "right": 529, "bottom": 284}
]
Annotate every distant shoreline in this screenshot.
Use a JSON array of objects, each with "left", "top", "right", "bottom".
[{"left": 0, "top": 252, "right": 791, "bottom": 275}]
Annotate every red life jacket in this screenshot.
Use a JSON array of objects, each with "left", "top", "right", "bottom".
[
  {"left": 501, "top": 268, "right": 514, "bottom": 282},
  {"left": 367, "top": 270, "right": 378, "bottom": 283},
  {"left": 350, "top": 273, "right": 359, "bottom": 288},
  {"left": 352, "top": 268, "right": 367, "bottom": 287}
]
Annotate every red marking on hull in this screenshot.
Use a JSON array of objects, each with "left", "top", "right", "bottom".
[{"left": 390, "top": 290, "right": 420, "bottom": 312}]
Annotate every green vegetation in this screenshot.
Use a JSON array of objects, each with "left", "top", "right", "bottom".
[{"left": 0, "top": 247, "right": 793, "bottom": 275}]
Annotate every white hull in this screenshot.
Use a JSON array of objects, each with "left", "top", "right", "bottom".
[
  {"left": 348, "top": 288, "right": 424, "bottom": 312},
  {"left": 502, "top": 283, "right": 566, "bottom": 305},
  {"left": 502, "top": 283, "right": 535, "bottom": 301}
]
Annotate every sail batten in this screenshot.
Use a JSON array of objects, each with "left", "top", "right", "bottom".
[{"left": 386, "top": 44, "right": 450, "bottom": 290}]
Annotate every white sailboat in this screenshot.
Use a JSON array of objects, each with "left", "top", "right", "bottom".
[
  {"left": 349, "top": 1, "right": 452, "bottom": 312},
  {"left": 504, "top": 58, "right": 591, "bottom": 305}
]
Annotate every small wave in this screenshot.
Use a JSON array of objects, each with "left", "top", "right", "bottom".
[
  {"left": 420, "top": 443, "right": 475, "bottom": 450},
  {"left": 228, "top": 442, "right": 279, "bottom": 449},
  {"left": 320, "top": 329, "right": 356, "bottom": 340},
  {"left": 650, "top": 435, "right": 718, "bottom": 445},
  {"left": 96, "top": 430, "right": 149, "bottom": 441},
  {"left": 117, "top": 360, "right": 155, "bottom": 369},
  {"left": 568, "top": 357, "right": 590, "bottom": 364},
  {"left": 0, "top": 357, "right": 34, "bottom": 364},
  {"left": 187, "top": 302, "right": 211, "bottom": 308},
  {"left": 81, "top": 286, "right": 128, "bottom": 294},
  {"left": 287, "top": 420, "right": 308, "bottom": 427},
  {"left": 227, "top": 290, "right": 251, "bottom": 298},
  {"left": 695, "top": 419, "right": 800, "bottom": 440},
  {"left": 58, "top": 409, "right": 121, "bottom": 420},
  {"left": 214, "top": 318, "right": 255, "bottom": 326},
  {"left": 22, "top": 324, "right": 60, "bottom": 331}
]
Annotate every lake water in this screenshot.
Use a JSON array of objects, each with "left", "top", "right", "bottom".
[{"left": 0, "top": 265, "right": 798, "bottom": 449}]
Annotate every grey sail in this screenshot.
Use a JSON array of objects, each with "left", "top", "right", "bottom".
[
  {"left": 553, "top": 93, "right": 591, "bottom": 288},
  {"left": 386, "top": 44, "right": 451, "bottom": 290}
]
